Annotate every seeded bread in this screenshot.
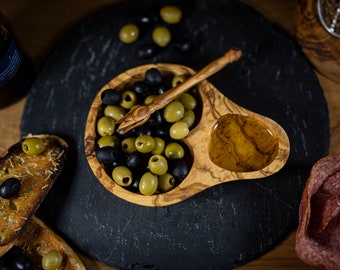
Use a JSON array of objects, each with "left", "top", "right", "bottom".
[{"left": 0, "top": 134, "right": 68, "bottom": 246}]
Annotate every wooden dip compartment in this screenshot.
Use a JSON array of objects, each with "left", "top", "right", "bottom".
[{"left": 84, "top": 63, "right": 290, "bottom": 207}]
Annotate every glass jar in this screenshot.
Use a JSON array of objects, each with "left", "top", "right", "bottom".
[{"left": 0, "top": 13, "right": 34, "bottom": 108}]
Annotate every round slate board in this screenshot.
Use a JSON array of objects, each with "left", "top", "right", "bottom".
[{"left": 21, "top": 0, "right": 330, "bottom": 269}]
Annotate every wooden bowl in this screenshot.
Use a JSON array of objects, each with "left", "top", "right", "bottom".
[{"left": 84, "top": 63, "right": 290, "bottom": 207}]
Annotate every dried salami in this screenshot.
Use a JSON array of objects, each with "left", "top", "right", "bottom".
[{"left": 296, "top": 153, "right": 340, "bottom": 270}]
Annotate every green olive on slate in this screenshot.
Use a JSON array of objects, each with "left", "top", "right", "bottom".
[
  {"left": 163, "top": 100, "right": 185, "bottom": 123},
  {"left": 148, "top": 155, "right": 168, "bottom": 175},
  {"left": 160, "top": 5, "right": 182, "bottom": 24},
  {"left": 135, "top": 135, "right": 155, "bottom": 153},
  {"left": 104, "top": 105, "right": 126, "bottom": 121},
  {"left": 165, "top": 142, "right": 185, "bottom": 159},
  {"left": 152, "top": 26, "right": 171, "bottom": 47},
  {"left": 97, "top": 135, "right": 120, "bottom": 148},
  {"left": 41, "top": 250, "right": 63, "bottom": 270},
  {"left": 97, "top": 116, "right": 115, "bottom": 136},
  {"left": 112, "top": 166, "right": 133, "bottom": 186},
  {"left": 172, "top": 74, "right": 187, "bottom": 87},
  {"left": 121, "top": 137, "right": 137, "bottom": 154},
  {"left": 139, "top": 172, "right": 158, "bottom": 195},
  {"left": 158, "top": 173, "right": 176, "bottom": 192},
  {"left": 22, "top": 137, "right": 46, "bottom": 155},
  {"left": 119, "top": 23, "right": 139, "bottom": 44},
  {"left": 151, "top": 137, "right": 165, "bottom": 155},
  {"left": 170, "top": 121, "right": 189, "bottom": 140},
  {"left": 181, "top": 110, "right": 195, "bottom": 128}
]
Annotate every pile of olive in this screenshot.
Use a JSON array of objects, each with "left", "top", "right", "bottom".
[
  {"left": 118, "top": 4, "right": 195, "bottom": 58},
  {"left": 95, "top": 68, "right": 201, "bottom": 196},
  {"left": 1, "top": 246, "right": 63, "bottom": 270}
]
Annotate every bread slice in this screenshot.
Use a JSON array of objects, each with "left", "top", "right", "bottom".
[
  {"left": 1, "top": 215, "right": 86, "bottom": 269},
  {"left": 0, "top": 134, "right": 68, "bottom": 247}
]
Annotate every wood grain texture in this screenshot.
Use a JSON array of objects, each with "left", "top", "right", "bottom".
[
  {"left": 296, "top": 0, "right": 340, "bottom": 84},
  {"left": 85, "top": 62, "right": 290, "bottom": 207},
  {"left": 0, "top": 0, "right": 338, "bottom": 269}
]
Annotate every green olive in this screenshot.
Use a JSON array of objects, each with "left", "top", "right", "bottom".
[
  {"left": 181, "top": 110, "right": 195, "bottom": 128},
  {"left": 148, "top": 155, "right": 168, "bottom": 175},
  {"left": 165, "top": 142, "right": 185, "bottom": 159},
  {"left": 158, "top": 173, "right": 176, "bottom": 192},
  {"left": 169, "top": 121, "right": 189, "bottom": 140},
  {"left": 120, "top": 90, "right": 137, "bottom": 109},
  {"left": 135, "top": 135, "right": 155, "bottom": 153},
  {"left": 97, "top": 135, "right": 120, "bottom": 148},
  {"left": 178, "top": 92, "right": 197, "bottom": 110},
  {"left": 97, "top": 116, "right": 116, "bottom": 136},
  {"left": 104, "top": 105, "right": 126, "bottom": 121},
  {"left": 160, "top": 5, "right": 182, "bottom": 24},
  {"left": 42, "top": 250, "right": 63, "bottom": 270},
  {"left": 22, "top": 137, "right": 46, "bottom": 155},
  {"left": 121, "top": 137, "right": 137, "bottom": 154},
  {"left": 163, "top": 100, "right": 185, "bottom": 123},
  {"left": 152, "top": 26, "right": 171, "bottom": 47},
  {"left": 172, "top": 74, "right": 187, "bottom": 87},
  {"left": 151, "top": 137, "right": 165, "bottom": 155},
  {"left": 119, "top": 23, "right": 139, "bottom": 44},
  {"left": 144, "top": 95, "right": 156, "bottom": 105},
  {"left": 112, "top": 166, "right": 133, "bottom": 186},
  {"left": 139, "top": 172, "right": 158, "bottom": 195}
]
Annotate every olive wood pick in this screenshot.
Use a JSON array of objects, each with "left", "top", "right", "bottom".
[{"left": 116, "top": 48, "right": 242, "bottom": 133}]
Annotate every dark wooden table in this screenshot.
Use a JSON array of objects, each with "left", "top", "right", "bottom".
[{"left": 1, "top": 0, "right": 339, "bottom": 269}]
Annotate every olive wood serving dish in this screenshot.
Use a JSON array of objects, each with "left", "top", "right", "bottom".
[{"left": 84, "top": 63, "right": 290, "bottom": 207}]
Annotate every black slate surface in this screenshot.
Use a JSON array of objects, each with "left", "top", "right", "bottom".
[{"left": 21, "top": 0, "right": 330, "bottom": 269}]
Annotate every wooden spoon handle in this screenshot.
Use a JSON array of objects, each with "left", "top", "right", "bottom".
[
  {"left": 149, "top": 48, "right": 242, "bottom": 114},
  {"left": 117, "top": 48, "right": 242, "bottom": 133}
]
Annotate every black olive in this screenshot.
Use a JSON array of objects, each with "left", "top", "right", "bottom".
[
  {"left": 101, "top": 89, "right": 121, "bottom": 105},
  {"left": 132, "top": 81, "right": 153, "bottom": 99},
  {"left": 13, "top": 254, "right": 33, "bottom": 270},
  {"left": 116, "top": 126, "right": 137, "bottom": 140},
  {"left": 168, "top": 158, "right": 190, "bottom": 182},
  {"left": 2, "top": 246, "right": 32, "bottom": 270},
  {"left": 135, "top": 125, "right": 154, "bottom": 137},
  {"left": 128, "top": 176, "right": 141, "bottom": 193},
  {"left": 126, "top": 151, "right": 149, "bottom": 171},
  {"left": 148, "top": 111, "right": 163, "bottom": 126},
  {"left": 154, "top": 82, "right": 170, "bottom": 95},
  {"left": 96, "top": 147, "right": 124, "bottom": 165},
  {"left": 137, "top": 43, "right": 161, "bottom": 59},
  {"left": 0, "top": 178, "right": 21, "bottom": 199},
  {"left": 175, "top": 38, "right": 194, "bottom": 54},
  {"left": 145, "top": 68, "right": 162, "bottom": 85}
]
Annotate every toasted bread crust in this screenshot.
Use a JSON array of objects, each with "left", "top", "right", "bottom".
[
  {"left": 0, "top": 134, "right": 68, "bottom": 246},
  {"left": 11, "top": 215, "right": 86, "bottom": 270}
]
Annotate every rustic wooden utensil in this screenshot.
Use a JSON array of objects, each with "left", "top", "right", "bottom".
[
  {"left": 84, "top": 57, "right": 290, "bottom": 207},
  {"left": 116, "top": 48, "right": 242, "bottom": 133}
]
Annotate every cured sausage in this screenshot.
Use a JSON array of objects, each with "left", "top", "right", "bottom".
[{"left": 296, "top": 153, "right": 340, "bottom": 270}]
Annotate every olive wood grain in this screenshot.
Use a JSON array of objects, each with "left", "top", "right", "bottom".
[
  {"left": 296, "top": 0, "right": 340, "bottom": 84},
  {"left": 84, "top": 63, "right": 290, "bottom": 207},
  {"left": 116, "top": 49, "right": 242, "bottom": 133}
]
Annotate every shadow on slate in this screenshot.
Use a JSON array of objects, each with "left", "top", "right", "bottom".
[{"left": 21, "top": 0, "right": 329, "bottom": 269}]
